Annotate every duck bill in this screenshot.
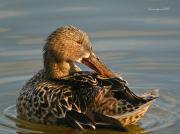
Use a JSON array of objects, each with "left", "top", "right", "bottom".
[{"left": 81, "top": 53, "right": 116, "bottom": 78}]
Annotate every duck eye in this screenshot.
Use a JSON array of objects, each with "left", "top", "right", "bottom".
[{"left": 77, "top": 40, "right": 82, "bottom": 44}]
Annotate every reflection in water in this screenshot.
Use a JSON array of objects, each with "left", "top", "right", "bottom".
[
  {"left": 3, "top": 95, "right": 180, "bottom": 134},
  {"left": 3, "top": 105, "right": 149, "bottom": 134}
]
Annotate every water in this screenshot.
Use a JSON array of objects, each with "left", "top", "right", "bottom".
[{"left": 0, "top": 0, "right": 180, "bottom": 133}]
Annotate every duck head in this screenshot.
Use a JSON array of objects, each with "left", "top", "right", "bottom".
[{"left": 43, "top": 25, "right": 116, "bottom": 79}]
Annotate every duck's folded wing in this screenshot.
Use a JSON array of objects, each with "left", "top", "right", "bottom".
[{"left": 50, "top": 73, "right": 127, "bottom": 131}]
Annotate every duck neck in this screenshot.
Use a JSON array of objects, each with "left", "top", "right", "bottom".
[{"left": 44, "top": 60, "right": 81, "bottom": 79}]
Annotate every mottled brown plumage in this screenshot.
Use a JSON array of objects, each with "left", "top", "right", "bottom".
[{"left": 16, "top": 25, "right": 158, "bottom": 131}]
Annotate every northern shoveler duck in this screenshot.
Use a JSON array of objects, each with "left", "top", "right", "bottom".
[{"left": 16, "top": 25, "right": 158, "bottom": 131}]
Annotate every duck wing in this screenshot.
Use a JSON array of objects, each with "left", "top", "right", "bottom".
[
  {"left": 49, "top": 71, "right": 127, "bottom": 131},
  {"left": 56, "top": 72, "right": 153, "bottom": 129}
]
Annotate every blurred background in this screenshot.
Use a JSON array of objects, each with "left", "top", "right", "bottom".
[{"left": 0, "top": 0, "right": 180, "bottom": 133}]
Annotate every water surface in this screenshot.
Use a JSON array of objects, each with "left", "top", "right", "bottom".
[{"left": 0, "top": 0, "right": 180, "bottom": 133}]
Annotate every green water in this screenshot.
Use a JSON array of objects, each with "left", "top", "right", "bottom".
[{"left": 0, "top": 0, "right": 180, "bottom": 133}]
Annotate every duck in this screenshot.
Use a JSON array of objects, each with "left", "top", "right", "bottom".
[{"left": 16, "top": 25, "right": 158, "bottom": 131}]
